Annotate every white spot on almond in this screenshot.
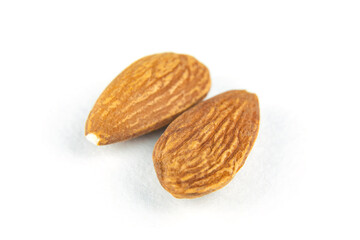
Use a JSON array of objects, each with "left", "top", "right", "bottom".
[{"left": 86, "top": 133, "right": 100, "bottom": 145}]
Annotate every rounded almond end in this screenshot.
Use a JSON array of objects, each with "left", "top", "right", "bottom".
[{"left": 86, "top": 133, "right": 101, "bottom": 146}]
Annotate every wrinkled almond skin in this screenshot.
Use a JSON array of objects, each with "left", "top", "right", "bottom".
[
  {"left": 85, "top": 52, "right": 211, "bottom": 145},
  {"left": 153, "top": 90, "right": 260, "bottom": 198}
]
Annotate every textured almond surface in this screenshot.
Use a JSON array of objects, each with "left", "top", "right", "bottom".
[
  {"left": 153, "top": 90, "right": 260, "bottom": 198},
  {"left": 85, "top": 52, "right": 211, "bottom": 145}
]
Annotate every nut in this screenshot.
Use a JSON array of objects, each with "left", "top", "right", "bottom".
[
  {"left": 153, "top": 90, "right": 260, "bottom": 198},
  {"left": 85, "top": 52, "right": 211, "bottom": 145}
]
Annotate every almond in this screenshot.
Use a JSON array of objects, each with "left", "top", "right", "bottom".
[
  {"left": 85, "top": 53, "right": 211, "bottom": 145},
  {"left": 153, "top": 90, "right": 260, "bottom": 198}
]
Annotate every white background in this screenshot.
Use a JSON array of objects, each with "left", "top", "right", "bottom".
[{"left": 1, "top": 0, "right": 359, "bottom": 239}]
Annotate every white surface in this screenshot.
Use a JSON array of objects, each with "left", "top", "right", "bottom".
[{"left": 1, "top": 0, "right": 359, "bottom": 239}]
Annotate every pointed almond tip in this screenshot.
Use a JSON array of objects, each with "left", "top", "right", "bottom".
[{"left": 86, "top": 133, "right": 101, "bottom": 146}]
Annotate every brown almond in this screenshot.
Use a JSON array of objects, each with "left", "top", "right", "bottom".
[
  {"left": 85, "top": 52, "right": 211, "bottom": 145},
  {"left": 153, "top": 90, "right": 260, "bottom": 198}
]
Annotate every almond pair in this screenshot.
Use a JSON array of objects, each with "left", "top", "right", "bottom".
[{"left": 85, "top": 52, "right": 259, "bottom": 198}]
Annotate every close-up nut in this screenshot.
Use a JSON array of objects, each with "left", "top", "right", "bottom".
[
  {"left": 85, "top": 52, "right": 211, "bottom": 145},
  {"left": 153, "top": 90, "right": 260, "bottom": 198}
]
